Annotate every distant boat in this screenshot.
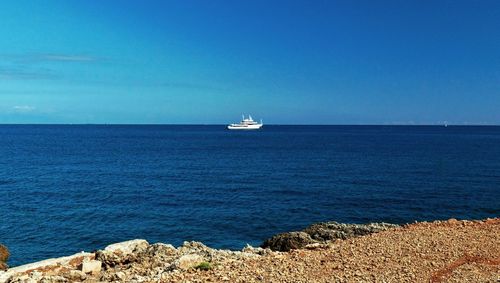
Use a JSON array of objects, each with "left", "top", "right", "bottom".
[{"left": 227, "top": 115, "right": 263, "bottom": 130}]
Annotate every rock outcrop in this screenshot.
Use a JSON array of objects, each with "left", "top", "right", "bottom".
[
  {"left": 0, "top": 222, "right": 399, "bottom": 281},
  {"left": 262, "top": 221, "right": 399, "bottom": 251},
  {"left": 304, "top": 221, "right": 400, "bottom": 241},
  {"left": 95, "top": 239, "right": 149, "bottom": 268},
  {"left": 0, "top": 252, "right": 94, "bottom": 283},
  {"left": 0, "top": 245, "right": 8, "bottom": 271},
  {"left": 261, "top": 231, "right": 316, "bottom": 252},
  {"left": 1, "top": 240, "right": 264, "bottom": 283}
]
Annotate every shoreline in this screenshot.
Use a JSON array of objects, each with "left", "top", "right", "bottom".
[{"left": 1, "top": 218, "right": 499, "bottom": 282}]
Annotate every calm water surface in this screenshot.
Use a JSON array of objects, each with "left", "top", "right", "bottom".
[{"left": 0, "top": 125, "right": 499, "bottom": 265}]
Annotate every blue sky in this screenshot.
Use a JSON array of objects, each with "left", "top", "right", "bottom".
[{"left": 0, "top": 0, "right": 499, "bottom": 124}]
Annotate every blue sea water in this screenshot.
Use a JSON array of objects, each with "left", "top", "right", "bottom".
[{"left": 0, "top": 125, "right": 499, "bottom": 266}]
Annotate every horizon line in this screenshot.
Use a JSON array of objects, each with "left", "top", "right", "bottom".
[{"left": 0, "top": 123, "right": 499, "bottom": 127}]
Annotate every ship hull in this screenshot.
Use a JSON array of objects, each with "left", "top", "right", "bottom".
[{"left": 227, "top": 124, "right": 263, "bottom": 130}]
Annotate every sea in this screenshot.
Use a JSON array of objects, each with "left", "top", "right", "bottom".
[{"left": 0, "top": 125, "right": 499, "bottom": 266}]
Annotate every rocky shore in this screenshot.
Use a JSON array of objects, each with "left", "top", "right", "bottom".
[
  {"left": 0, "top": 245, "right": 8, "bottom": 271},
  {"left": 1, "top": 218, "right": 498, "bottom": 282}
]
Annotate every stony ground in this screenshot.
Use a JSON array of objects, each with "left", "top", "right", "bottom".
[
  {"left": 161, "top": 219, "right": 500, "bottom": 283},
  {"left": 2, "top": 218, "right": 499, "bottom": 282}
]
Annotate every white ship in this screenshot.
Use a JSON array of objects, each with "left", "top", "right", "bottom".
[{"left": 227, "top": 115, "right": 263, "bottom": 130}]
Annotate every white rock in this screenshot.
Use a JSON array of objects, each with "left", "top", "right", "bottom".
[
  {"left": 155, "top": 243, "right": 176, "bottom": 251},
  {"left": 29, "top": 270, "right": 42, "bottom": 280},
  {"left": 115, "top": 271, "right": 127, "bottom": 281},
  {"left": 104, "top": 239, "right": 149, "bottom": 255},
  {"left": 175, "top": 254, "right": 204, "bottom": 270},
  {"left": 0, "top": 273, "right": 12, "bottom": 283},
  {"left": 0, "top": 252, "right": 94, "bottom": 283},
  {"left": 81, "top": 260, "right": 102, "bottom": 274},
  {"left": 132, "top": 274, "right": 146, "bottom": 283},
  {"left": 66, "top": 269, "right": 86, "bottom": 281}
]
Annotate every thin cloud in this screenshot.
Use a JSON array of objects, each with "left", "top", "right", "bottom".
[
  {"left": 0, "top": 53, "right": 99, "bottom": 63},
  {"left": 40, "top": 54, "right": 96, "bottom": 62},
  {"left": 0, "top": 67, "right": 57, "bottom": 80},
  {"left": 13, "top": 105, "right": 36, "bottom": 112},
  {"left": 0, "top": 52, "right": 98, "bottom": 81},
  {"left": 160, "top": 81, "right": 227, "bottom": 91}
]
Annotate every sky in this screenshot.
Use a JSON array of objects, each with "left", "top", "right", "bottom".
[{"left": 0, "top": 0, "right": 499, "bottom": 124}]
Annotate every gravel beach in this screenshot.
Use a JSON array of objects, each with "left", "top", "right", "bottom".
[{"left": 161, "top": 218, "right": 499, "bottom": 282}]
